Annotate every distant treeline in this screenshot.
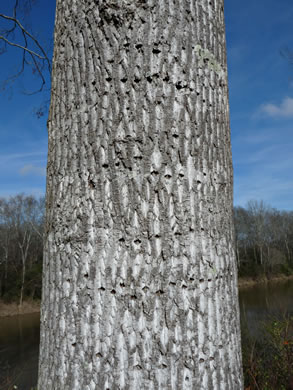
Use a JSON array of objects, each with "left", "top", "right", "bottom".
[
  {"left": 0, "top": 194, "right": 44, "bottom": 305},
  {"left": 1, "top": 195, "right": 293, "bottom": 303},
  {"left": 235, "top": 200, "right": 293, "bottom": 278}
]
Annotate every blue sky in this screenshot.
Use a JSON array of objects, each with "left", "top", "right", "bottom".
[
  {"left": 0, "top": 1, "right": 292, "bottom": 210},
  {"left": 0, "top": 1, "right": 55, "bottom": 197},
  {"left": 226, "top": 0, "right": 293, "bottom": 210}
]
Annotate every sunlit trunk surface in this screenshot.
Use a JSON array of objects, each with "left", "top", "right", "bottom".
[{"left": 38, "top": 0, "right": 243, "bottom": 388}]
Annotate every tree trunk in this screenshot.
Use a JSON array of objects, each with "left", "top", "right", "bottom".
[
  {"left": 19, "top": 258, "right": 25, "bottom": 308},
  {"left": 2, "top": 248, "right": 8, "bottom": 296},
  {"left": 39, "top": 1, "right": 243, "bottom": 389},
  {"left": 259, "top": 245, "right": 263, "bottom": 266},
  {"left": 4, "top": 248, "right": 8, "bottom": 280},
  {"left": 235, "top": 241, "right": 240, "bottom": 268},
  {"left": 18, "top": 233, "right": 31, "bottom": 308},
  {"left": 285, "top": 239, "right": 291, "bottom": 263},
  {"left": 253, "top": 245, "right": 258, "bottom": 264}
]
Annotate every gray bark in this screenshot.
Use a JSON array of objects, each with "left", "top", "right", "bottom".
[{"left": 39, "top": 0, "right": 243, "bottom": 389}]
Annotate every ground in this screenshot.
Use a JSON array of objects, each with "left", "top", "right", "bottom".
[{"left": 0, "top": 299, "right": 41, "bottom": 317}]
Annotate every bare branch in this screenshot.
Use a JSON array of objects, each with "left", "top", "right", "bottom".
[
  {"left": 0, "top": 12, "right": 51, "bottom": 73},
  {"left": 29, "top": 220, "right": 43, "bottom": 239},
  {"left": 0, "top": 35, "right": 45, "bottom": 59},
  {"left": 0, "top": 5, "right": 51, "bottom": 99},
  {"left": 25, "top": 54, "right": 46, "bottom": 94}
]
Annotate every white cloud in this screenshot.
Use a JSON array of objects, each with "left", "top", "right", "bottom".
[
  {"left": 260, "top": 97, "right": 293, "bottom": 118},
  {"left": 0, "top": 151, "right": 45, "bottom": 164},
  {"left": 19, "top": 164, "right": 46, "bottom": 177}
]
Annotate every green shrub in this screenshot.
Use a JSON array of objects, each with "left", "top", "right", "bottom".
[
  {"left": 279, "top": 263, "right": 293, "bottom": 276},
  {"left": 238, "top": 261, "right": 265, "bottom": 279}
]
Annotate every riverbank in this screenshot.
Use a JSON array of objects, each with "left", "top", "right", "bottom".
[
  {"left": 238, "top": 274, "right": 293, "bottom": 288},
  {"left": 0, "top": 300, "right": 41, "bottom": 317}
]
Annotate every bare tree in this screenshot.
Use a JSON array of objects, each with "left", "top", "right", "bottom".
[
  {"left": 246, "top": 200, "right": 271, "bottom": 267},
  {"left": 0, "top": 194, "right": 44, "bottom": 305},
  {"left": 234, "top": 206, "right": 250, "bottom": 267},
  {"left": 234, "top": 202, "right": 293, "bottom": 277},
  {"left": 8, "top": 195, "right": 34, "bottom": 307},
  {"left": 278, "top": 211, "right": 293, "bottom": 264},
  {"left": 0, "top": 199, "right": 13, "bottom": 294}
]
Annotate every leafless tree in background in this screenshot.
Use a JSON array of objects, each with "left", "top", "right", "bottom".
[{"left": 0, "top": 194, "right": 44, "bottom": 304}]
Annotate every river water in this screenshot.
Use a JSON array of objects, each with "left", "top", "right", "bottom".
[
  {"left": 239, "top": 279, "right": 293, "bottom": 336},
  {"left": 0, "top": 313, "right": 40, "bottom": 390},
  {"left": 1, "top": 280, "right": 293, "bottom": 389}
]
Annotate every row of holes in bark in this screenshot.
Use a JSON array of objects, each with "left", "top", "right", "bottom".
[
  {"left": 99, "top": 75, "right": 197, "bottom": 91},
  {"left": 70, "top": 346, "right": 217, "bottom": 368},
  {"left": 92, "top": 276, "right": 225, "bottom": 294},
  {"left": 89, "top": 166, "right": 207, "bottom": 175},
  {"left": 117, "top": 228, "right": 205, "bottom": 244},
  {"left": 79, "top": 264, "right": 230, "bottom": 284},
  {"left": 92, "top": 357, "right": 216, "bottom": 365},
  {"left": 88, "top": 170, "right": 204, "bottom": 186}
]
